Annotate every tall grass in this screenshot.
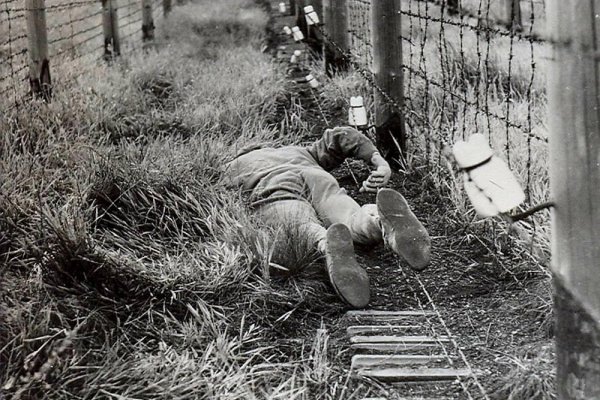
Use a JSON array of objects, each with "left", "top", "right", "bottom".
[{"left": 0, "top": 1, "right": 349, "bottom": 398}]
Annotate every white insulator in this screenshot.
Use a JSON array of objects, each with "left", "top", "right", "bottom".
[
  {"left": 278, "top": 2, "right": 287, "bottom": 14},
  {"left": 290, "top": 50, "right": 302, "bottom": 63},
  {"left": 452, "top": 133, "right": 493, "bottom": 169},
  {"left": 304, "top": 5, "right": 320, "bottom": 25},
  {"left": 283, "top": 26, "right": 292, "bottom": 35},
  {"left": 348, "top": 96, "right": 368, "bottom": 127},
  {"left": 453, "top": 134, "right": 525, "bottom": 217},
  {"left": 306, "top": 74, "right": 320, "bottom": 88},
  {"left": 291, "top": 26, "right": 304, "bottom": 42}
]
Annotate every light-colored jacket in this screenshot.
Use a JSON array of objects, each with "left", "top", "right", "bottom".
[{"left": 226, "top": 127, "right": 377, "bottom": 207}]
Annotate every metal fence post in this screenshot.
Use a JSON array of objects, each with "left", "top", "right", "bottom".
[
  {"left": 102, "top": 0, "right": 121, "bottom": 60},
  {"left": 548, "top": 0, "right": 600, "bottom": 398},
  {"left": 26, "top": 0, "right": 51, "bottom": 100},
  {"left": 371, "top": 0, "right": 407, "bottom": 164}
]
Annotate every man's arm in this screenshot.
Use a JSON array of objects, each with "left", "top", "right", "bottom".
[
  {"left": 307, "top": 126, "right": 379, "bottom": 170},
  {"left": 308, "top": 126, "right": 392, "bottom": 192}
]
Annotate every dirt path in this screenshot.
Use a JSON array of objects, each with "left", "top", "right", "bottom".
[{"left": 263, "top": 3, "right": 554, "bottom": 399}]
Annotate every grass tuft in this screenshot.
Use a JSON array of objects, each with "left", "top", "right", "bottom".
[{"left": 491, "top": 343, "right": 556, "bottom": 400}]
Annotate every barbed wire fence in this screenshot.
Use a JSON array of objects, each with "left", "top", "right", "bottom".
[
  {"left": 299, "top": 0, "right": 551, "bottom": 272},
  {"left": 1, "top": 0, "right": 173, "bottom": 111},
  {"left": 298, "top": 2, "right": 600, "bottom": 396},
  {"left": 289, "top": 2, "right": 553, "bottom": 395}
]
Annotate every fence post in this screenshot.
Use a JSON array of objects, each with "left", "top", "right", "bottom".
[
  {"left": 506, "top": 0, "right": 522, "bottom": 31},
  {"left": 447, "top": 0, "right": 459, "bottom": 15},
  {"left": 371, "top": 0, "right": 407, "bottom": 164},
  {"left": 547, "top": 1, "right": 600, "bottom": 399},
  {"left": 102, "top": 0, "right": 120, "bottom": 60},
  {"left": 142, "top": 0, "right": 155, "bottom": 41},
  {"left": 309, "top": 0, "right": 323, "bottom": 53},
  {"left": 322, "top": 0, "right": 349, "bottom": 74},
  {"left": 163, "top": 0, "right": 172, "bottom": 16},
  {"left": 295, "top": 0, "right": 307, "bottom": 36},
  {"left": 297, "top": 0, "right": 321, "bottom": 55},
  {"left": 26, "top": 0, "right": 51, "bottom": 100}
]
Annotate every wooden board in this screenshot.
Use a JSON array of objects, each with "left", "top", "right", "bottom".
[
  {"left": 351, "top": 354, "right": 446, "bottom": 369},
  {"left": 347, "top": 325, "right": 420, "bottom": 336},
  {"left": 350, "top": 336, "right": 449, "bottom": 344},
  {"left": 361, "top": 398, "right": 388, "bottom": 400},
  {"left": 355, "top": 367, "right": 473, "bottom": 382},
  {"left": 347, "top": 310, "right": 435, "bottom": 318},
  {"left": 350, "top": 343, "right": 443, "bottom": 353}
]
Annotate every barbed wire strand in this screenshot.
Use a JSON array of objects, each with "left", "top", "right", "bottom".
[{"left": 302, "top": 3, "right": 552, "bottom": 396}]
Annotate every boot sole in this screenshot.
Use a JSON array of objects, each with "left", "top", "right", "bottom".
[
  {"left": 325, "top": 223, "right": 370, "bottom": 308},
  {"left": 377, "top": 188, "right": 431, "bottom": 271}
]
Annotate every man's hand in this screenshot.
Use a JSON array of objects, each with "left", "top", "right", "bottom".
[
  {"left": 360, "top": 152, "right": 392, "bottom": 192},
  {"left": 361, "top": 165, "right": 392, "bottom": 192},
  {"left": 361, "top": 152, "right": 392, "bottom": 192}
]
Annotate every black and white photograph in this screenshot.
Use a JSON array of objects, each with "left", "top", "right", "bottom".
[{"left": 1, "top": 0, "right": 598, "bottom": 398}]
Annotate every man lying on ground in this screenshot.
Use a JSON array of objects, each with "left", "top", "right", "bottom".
[{"left": 226, "top": 126, "right": 431, "bottom": 308}]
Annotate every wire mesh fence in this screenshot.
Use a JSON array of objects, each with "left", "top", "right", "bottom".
[{"left": 1, "top": 0, "right": 168, "bottom": 110}]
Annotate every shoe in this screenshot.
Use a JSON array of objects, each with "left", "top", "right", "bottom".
[
  {"left": 376, "top": 188, "right": 431, "bottom": 271},
  {"left": 325, "top": 223, "right": 370, "bottom": 308}
]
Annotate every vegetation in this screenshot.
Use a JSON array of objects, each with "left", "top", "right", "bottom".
[
  {"left": 1, "top": 0, "right": 555, "bottom": 398},
  {"left": 0, "top": 1, "right": 348, "bottom": 398}
]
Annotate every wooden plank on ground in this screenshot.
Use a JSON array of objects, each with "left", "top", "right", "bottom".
[
  {"left": 362, "top": 398, "right": 388, "bottom": 400},
  {"left": 355, "top": 367, "right": 473, "bottom": 382},
  {"left": 361, "top": 398, "right": 387, "bottom": 400},
  {"left": 350, "top": 343, "right": 442, "bottom": 353},
  {"left": 394, "top": 398, "right": 455, "bottom": 400},
  {"left": 347, "top": 310, "right": 435, "bottom": 318},
  {"left": 352, "top": 354, "right": 446, "bottom": 369},
  {"left": 350, "top": 336, "right": 449, "bottom": 344},
  {"left": 347, "top": 325, "right": 420, "bottom": 336}
]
